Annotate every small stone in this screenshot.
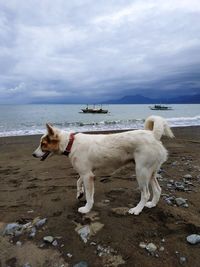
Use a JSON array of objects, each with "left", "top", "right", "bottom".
[
  {"left": 16, "top": 241, "right": 22, "bottom": 246},
  {"left": 161, "top": 238, "right": 165, "bottom": 243},
  {"left": 174, "top": 182, "right": 185, "bottom": 191},
  {"left": 175, "top": 197, "right": 187, "bottom": 206},
  {"left": 90, "top": 241, "right": 97, "bottom": 246},
  {"left": 43, "top": 236, "right": 54, "bottom": 243},
  {"left": 159, "top": 246, "right": 165, "bottom": 252},
  {"left": 145, "top": 243, "right": 157, "bottom": 253},
  {"left": 186, "top": 234, "right": 200, "bottom": 244},
  {"left": 67, "top": 253, "right": 72, "bottom": 258},
  {"left": 139, "top": 242, "right": 147, "bottom": 249},
  {"left": 52, "top": 240, "right": 58, "bottom": 247},
  {"left": 3, "top": 223, "right": 22, "bottom": 236},
  {"left": 183, "top": 174, "right": 192, "bottom": 179},
  {"left": 73, "top": 261, "right": 88, "bottom": 267},
  {"left": 29, "top": 227, "right": 36, "bottom": 238},
  {"left": 35, "top": 218, "right": 47, "bottom": 228},
  {"left": 179, "top": 256, "right": 187, "bottom": 265}
]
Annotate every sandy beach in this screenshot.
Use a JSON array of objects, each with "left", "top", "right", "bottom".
[{"left": 0, "top": 126, "right": 200, "bottom": 267}]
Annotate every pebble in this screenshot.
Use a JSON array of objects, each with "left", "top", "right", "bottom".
[
  {"left": 179, "top": 256, "right": 187, "bottom": 265},
  {"left": 35, "top": 218, "right": 47, "bottom": 228},
  {"left": 139, "top": 242, "right": 147, "bottom": 249},
  {"left": 29, "top": 227, "right": 36, "bottom": 238},
  {"left": 175, "top": 197, "right": 187, "bottom": 207},
  {"left": 183, "top": 174, "right": 192, "bottom": 179},
  {"left": 174, "top": 182, "right": 185, "bottom": 191},
  {"left": 3, "top": 223, "right": 22, "bottom": 236},
  {"left": 16, "top": 241, "right": 22, "bottom": 246},
  {"left": 73, "top": 261, "right": 88, "bottom": 267},
  {"left": 145, "top": 243, "right": 157, "bottom": 253},
  {"left": 43, "top": 236, "right": 54, "bottom": 243},
  {"left": 52, "top": 240, "right": 58, "bottom": 247},
  {"left": 159, "top": 246, "right": 165, "bottom": 252},
  {"left": 186, "top": 234, "right": 200, "bottom": 244},
  {"left": 67, "top": 253, "right": 73, "bottom": 258}
]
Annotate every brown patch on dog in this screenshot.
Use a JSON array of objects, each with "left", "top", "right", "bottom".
[{"left": 40, "top": 134, "right": 60, "bottom": 152}]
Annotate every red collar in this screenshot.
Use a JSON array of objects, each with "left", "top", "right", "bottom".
[{"left": 63, "top": 133, "right": 76, "bottom": 156}]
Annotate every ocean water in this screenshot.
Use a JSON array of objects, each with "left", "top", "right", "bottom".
[{"left": 0, "top": 104, "right": 199, "bottom": 137}]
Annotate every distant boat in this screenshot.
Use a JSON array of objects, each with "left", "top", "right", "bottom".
[
  {"left": 149, "top": 104, "right": 173, "bottom": 110},
  {"left": 80, "top": 104, "right": 109, "bottom": 114}
]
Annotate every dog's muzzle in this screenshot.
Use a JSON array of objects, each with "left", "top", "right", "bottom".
[{"left": 32, "top": 151, "right": 51, "bottom": 161}]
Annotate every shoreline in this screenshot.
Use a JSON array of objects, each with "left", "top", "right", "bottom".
[{"left": 0, "top": 125, "right": 200, "bottom": 143}]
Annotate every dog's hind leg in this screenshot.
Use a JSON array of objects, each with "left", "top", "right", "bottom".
[
  {"left": 129, "top": 166, "right": 151, "bottom": 215},
  {"left": 76, "top": 176, "right": 84, "bottom": 200},
  {"left": 145, "top": 172, "right": 161, "bottom": 208},
  {"left": 78, "top": 172, "right": 95, "bottom": 214}
]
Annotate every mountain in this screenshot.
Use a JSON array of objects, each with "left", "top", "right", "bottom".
[{"left": 104, "top": 94, "right": 200, "bottom": 104}]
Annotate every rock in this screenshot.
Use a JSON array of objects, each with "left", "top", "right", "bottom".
[
  {"left": 186, "top": 234, "right": 200, "bottom": 244},
  {"left": 174, "top": 182, "right": 185, "bottom": 191},
  {"left": 29, "top": 226, "right": 36, "bottom": 238},
  {"left": 16, "top": 241, "right": 22, "bottom": 246},
  {"left": 43, "top": 236, "right": 54, "bottom": 243},
  {"left": 139, "top": 242, "right": 147, "bottom": 249},
  {"left": 183, "top": 174, "right": 192, "bottom": 179},
  {"left": 73, "top": 261, "right": 88, "bottom": 267},
  {"left": 175, "top": 197, "right": 187, "bottom": 206},
  {"left": 179, "top": 256, "right": 187, "bottom": 265},
  {"left": 67, "top": 253, "right": 73, "bottom": 258},
  {"left": 3, "top": 223, "right": 22, "bottom": 236},
  {"left": 159, "top": 246, "right": 165, "bottom": 252},
  {"left": 111, "top": 207, "right": 129, "bottom": 215},
  {"left": 76, "top": 225, "right": 90, "bottom": 243},
  {"left": 35, "top": 218, "right": 47, "bottom": 228},
  {"left": 145, "top": 243, "right": 157, "bottom": 253},
  {"left": 52, "top": 240, "right": 58, "bottom": 247}
]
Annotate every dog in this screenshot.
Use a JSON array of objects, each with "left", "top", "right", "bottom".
[{"left": 33, "top": 115, "right": 174, "bottom": 215}]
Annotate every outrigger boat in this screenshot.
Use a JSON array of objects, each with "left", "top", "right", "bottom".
[
  {"left": 81, "top": 104, "right": 108, "bottom": 114},
  {"left": 149, "top": 104, "right": 173, "bottom": 110}
]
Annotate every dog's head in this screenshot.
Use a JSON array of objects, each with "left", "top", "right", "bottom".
[{"left": 32, "top": 124, "right": 61, "bottom": 161}]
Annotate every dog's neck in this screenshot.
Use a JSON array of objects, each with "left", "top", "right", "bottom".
[{"left": 59, "top": 130, "right": 73, "bottom": 153}]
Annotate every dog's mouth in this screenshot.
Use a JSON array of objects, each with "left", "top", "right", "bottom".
[{"left": 40, "top": 151, "right": 51, "bottom": 161}]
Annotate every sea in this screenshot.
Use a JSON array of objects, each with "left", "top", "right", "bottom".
[{"left": 0, "top": 104, "right": 200, "bottom": 137}]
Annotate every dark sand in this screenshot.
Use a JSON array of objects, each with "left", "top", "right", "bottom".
[{"left": 0, "top": 127, "right": 200, "bottom": 267}]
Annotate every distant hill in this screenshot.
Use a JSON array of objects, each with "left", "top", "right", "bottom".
[{"left": 104, "top": 94, "right": 200, "bottom": 104}]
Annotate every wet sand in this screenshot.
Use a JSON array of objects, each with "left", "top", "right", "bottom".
[{"left": 0, "top": 127, "right": 200, "bottom": 267}]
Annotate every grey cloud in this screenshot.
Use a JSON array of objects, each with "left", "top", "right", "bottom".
[{"left": 0, "top": 0, "right": 200, "bottom": 103}]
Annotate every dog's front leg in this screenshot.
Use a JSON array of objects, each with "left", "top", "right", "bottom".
[
  {"left": 76, "top": 176, "right": 84, "bottom": 199},
  {"left": 78, "top": 173, "right": 94, "bottom": 214}
]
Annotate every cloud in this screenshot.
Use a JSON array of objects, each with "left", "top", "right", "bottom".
[{"left": 0, "top": 0, "right": 200, "bottom": 103}]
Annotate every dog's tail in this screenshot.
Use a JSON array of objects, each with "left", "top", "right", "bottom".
[{"left": 144, "top": 115, "right": 174, "bottom": 140}]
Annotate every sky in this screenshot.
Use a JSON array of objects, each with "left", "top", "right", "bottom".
[{"left": 0, "top": 0, "right": 200, "bottom": 104}]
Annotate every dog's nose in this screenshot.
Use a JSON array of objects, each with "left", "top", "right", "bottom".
[{"left": 32, "top": 153, "right": 37, "bottom": 158}]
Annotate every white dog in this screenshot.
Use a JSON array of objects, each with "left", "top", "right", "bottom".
[{"left": 33, "top": 116, "right": 174, "bottom": 215}]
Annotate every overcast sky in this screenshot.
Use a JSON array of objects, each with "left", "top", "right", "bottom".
[{"left": 0, "top": 0, "right": 200, "bottom": 103}]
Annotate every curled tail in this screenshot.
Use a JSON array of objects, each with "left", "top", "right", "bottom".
[{"left": 144, "top": 115, "right": 174, "bottom": 140}]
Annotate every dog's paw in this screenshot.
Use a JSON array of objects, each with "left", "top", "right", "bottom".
[
  {"left": 78, "top": 206, "right": 90, "bottom": 214},
  {"left": 145, "top": 201, "right": 156, "bottom": 209},
  {"left": 128, "top": 207, "right": 141, "bottom": 216},
  {"left": 76, "top": 192, "right": 84, "bottom": 200}
]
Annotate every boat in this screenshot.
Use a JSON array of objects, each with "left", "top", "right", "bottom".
[
  {"left": 149, "top": 104, "right": 173, "bottom": 110},
  {"left": 81, "top": 104, "right": 108, "bottom": 114}
]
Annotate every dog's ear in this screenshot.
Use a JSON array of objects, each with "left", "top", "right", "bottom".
[{"left": 46, "top": 123, "right": 54, "bottom": 136}]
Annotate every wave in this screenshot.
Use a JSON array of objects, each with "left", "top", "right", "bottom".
[{"left": 0, "top": 115, "right": 200, "bottom": 137}]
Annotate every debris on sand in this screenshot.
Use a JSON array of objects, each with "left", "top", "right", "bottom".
[
  {"left": 111, "top": 207, "right": 129, "bottom": 216},
  {"left": 75, "top": 222, "right": 104, "bottom": 243},
  {"left": 145, "top": 243, "right": 157, "bottom": 253},
  {"left": 2, "top": 217, "right": 47, "bottom": 238},
  {"left": 43, "top": 236, "right": 54, "bottom": 243}
]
